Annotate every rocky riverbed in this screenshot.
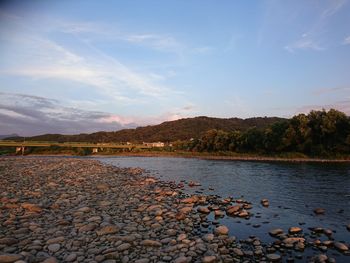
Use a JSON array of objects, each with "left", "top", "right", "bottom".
[{"left": 0, "top": 157, "right": 349, "bottom": 263}]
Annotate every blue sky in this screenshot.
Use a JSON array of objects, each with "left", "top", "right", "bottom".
[{"left": 0, "top": 0, "right": 350, "bottom": 135}]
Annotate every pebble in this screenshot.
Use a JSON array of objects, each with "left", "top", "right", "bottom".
[
  {"left": 289, "top": 227, "right": 302, "bottom": 234},
  {"left": 334, "top": 242, "right": 349, "bottom": 252},
  {"left": 0, "top": 254, "right": 22, "bottom": 263},
  {"left": 141, "top": 240, "right": 162, "bottom": 247},
  {"left": 266, "top": 254, "right": 281, "bottom": 262},
  {"left": 269, "top": 228, "right": 284, "bottom": 236},
  {"left": 313, "top": 208, "right": 325, "bottom": 215},
  {"left": 202, "top": 255, "right": 216, "bottom": 263},
  {"left": 48, "top": 243, "right": 60, "bottom": 253},
  {"left": 65, "top": 253, "right": 77, "bottom": 262},
  {"left": 174, "top": 256, "right": 189, "bottom": 263},
  {"left": 117, "top": 243, "right": 131, "bottom": 252},
  {"left": 42, "top": 257, "right": 58, "bottom": 263},
  {"left": 214, "top": 225, "right": 229, "bottom": 235},
  {"left": 233, "top": 248, "right": 244, "bottom": 257},
  {"left": 96, "top": 225, "right": 119, "bottom": 235}
]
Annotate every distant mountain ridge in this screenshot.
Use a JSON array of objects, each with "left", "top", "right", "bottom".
[
  {"left": 7, "top": 116, "right": 286, "bottom": 143},
  {"left": 0, "top": 134, "right": 19, "bottom": 140}
]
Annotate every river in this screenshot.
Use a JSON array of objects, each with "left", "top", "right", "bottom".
[{"left": 97, "top": 156, "right": 350, "bottom": 262}]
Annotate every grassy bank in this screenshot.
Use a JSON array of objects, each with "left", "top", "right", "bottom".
[
  {"left": 1, "top": 146, "right": 349, "bottom": 162},
  {"left": 91, "top": 151, "right": 350, "bottom": 163}
]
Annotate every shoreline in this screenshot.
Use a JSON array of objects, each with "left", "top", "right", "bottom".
[
  {"left": 4, "top": 152, "right": 350, "bottom": 163},
  {"left": 95, "top": 152, "right": 350, "bottom": 163}
]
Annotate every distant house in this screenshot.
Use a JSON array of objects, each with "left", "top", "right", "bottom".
[{"left": 143, "top": 142, "right": 165, "bottom": 147}]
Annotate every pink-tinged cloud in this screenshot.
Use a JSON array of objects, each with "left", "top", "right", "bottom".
[
  {"left": 296, "top": 100, "right": 350, "bottom": 115},
  {"left": 97, "top": 115, "right": 136, "bottom": 126}
]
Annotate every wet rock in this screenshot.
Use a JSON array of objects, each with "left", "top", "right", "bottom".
[
  {"left": 288, "top": 227, "right": 302, "bottom": 234},
  {"left": 261, "top": 199, "right": 269, "bottom": 207},
  {"left": 214, "top": 210, "right": 224, "bottom": 217},
  {"left": 197, "top": 206, "right": 210, "bottom": 214},
  {"left": 238, "top": 210, "right": 249, "bottom": 217},
  {"left": 214, "top": 225, "right": 229, "bottom": 235},
  {"left": 283, "top": 237, "right": 305, "bottom": 244},
  {"left": 313, "top": 254, "right": 328, "bottom": 263},
  {"left": 313, "top": 208, "right": 325, "bottom": 215},
  {"left": 334, "top": 242, "right": 349, "bottom": 252},
  {"left": 203, "top": 233, "right": 214, "bottom": 242},
  {"left": 266, "top": 253, "right": 281, "bottom": 262},
  {"left": 233, "top": 248, "right": 244, "bottom": 257},
  {"left": 181, "top": 196, "right": 199, "bottom": 204},
  {"left": 269, "top": 228, "right": 284, "bottom": 236},
  {"left": 226, "top": 205, "right": 241, "bottom": 215}
]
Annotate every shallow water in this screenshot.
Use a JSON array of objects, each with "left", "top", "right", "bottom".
[{"left": 98, "top": 156, "right": 350, "bottom": 261}]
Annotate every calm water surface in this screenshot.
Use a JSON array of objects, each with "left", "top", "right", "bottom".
[{"left": 97, "top": 156, "right": 350, "bottom": 261}]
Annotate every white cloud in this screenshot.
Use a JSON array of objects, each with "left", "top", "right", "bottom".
[
  {"left": 322, "top": 0, "right": 348, "bottom": 18},
  {"left": 0, "top": 18, "right": 172, "bottom": 102},
  {"left": 0, "top": 92, "right": 138, "bottom": 135},
  {"left": 343, "top": 35, "right": 350, "bottom": 45},
  {"left": 192, "top": 46, "right": 215, "bottom": 54},
  {"left": 285, "top": 36, "right": 324, "bottom": 53}
]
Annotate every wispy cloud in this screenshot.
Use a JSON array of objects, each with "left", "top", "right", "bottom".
[
  {"left": 285, "top": 35, "right": 324, "bottom": 53},
  {"left": 343, "top": 35, "right": 350, "bottom": 45},
  {"left": 312, "top": 86, "right": 350, "bottom": 95},
  {"left": 0, "top": 12, "right": 175, "bottom": 103},
  {"left": 321, "top": 0, "right": 348, "bottom": 18},
  {"left": 296, "top": 100, "right": 350, "bottom": 115},
  {"left": 284, "top": 0, "right": 348, "bottom": 53}
]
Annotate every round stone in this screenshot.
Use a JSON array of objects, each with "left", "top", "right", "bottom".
[
  {"left": 48, "top": 243, "right": 60, "bottom": 253},
  {"left": 117, "top": 243, "right": 131, "bottom": 251},
  {"left": 266, "top": 253, "right": 281, "bottom": 262},
  {"left": 65, "top": 253, "right": 77, "bottom": 262},
  {"left": 214, "top": 225, "right": 229, "bottom": 235},
  {"left": 334, "top": 242, "right": 349, "bottom": 252},
  {"left": 269, "top": 228, "right": 284, "bottom": 236},
  {"left": 289, "top": 227, "right": 302, "bottom": 234},
  {"left": 202, "top": 255, "right": 216, "bottom": 263}
]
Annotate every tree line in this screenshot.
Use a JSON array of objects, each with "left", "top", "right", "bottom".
[{"left": 174, "top": 109, "right": 350, "bottom": 157}]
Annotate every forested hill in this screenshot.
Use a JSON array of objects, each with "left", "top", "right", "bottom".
[{"left": 8, "top": 116, "right": 285, "bottom": 143}]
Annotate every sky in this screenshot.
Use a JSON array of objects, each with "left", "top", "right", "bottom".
[{"left": 0, "top": 0, "right": 350, "bottom": 136}]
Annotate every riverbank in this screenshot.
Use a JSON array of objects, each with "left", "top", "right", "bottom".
[
  {"left": 5, "top": 150, "right": 350, "bottom": 163},
  {"left": 92, "top": 151, "right": 350, "bottom": 163},
  {"left": 0, "top": 157, "right": 349, "bottom": 263}
]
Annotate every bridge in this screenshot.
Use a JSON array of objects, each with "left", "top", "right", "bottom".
[{"left": 0, "top": 140, "right": 152, "bottom": 154}]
